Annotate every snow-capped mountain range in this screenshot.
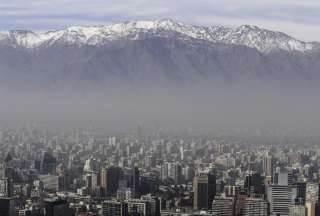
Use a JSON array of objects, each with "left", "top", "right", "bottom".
[
  {"left": 0, "top": 19, "right": 320, "bottom": 91},
  {"left": 0, "top": 19, "right": 317, "bottom": 53}
]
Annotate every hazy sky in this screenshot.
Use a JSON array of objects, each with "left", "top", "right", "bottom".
[{"left": 0, "top": 0, "right": 319, "bottom": 42}]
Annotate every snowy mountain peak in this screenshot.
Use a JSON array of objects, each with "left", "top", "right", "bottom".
[{"left": 0, "top": 19, "right": 317, "bottom": 53}]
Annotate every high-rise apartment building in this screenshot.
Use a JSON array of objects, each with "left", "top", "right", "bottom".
[
  {"left": 100, "top": 166, "right": 123, "bottom": 196},
  {"left": 267, "top": 185, "right": 297, "bottom": 216},
  {"left": 242, "top": 198, "right": 269, "bottom": 216},
  {"left": 263, "top": 153, "right": 274, "bottom": 181},
  {"left": 102, "top": 200, "right": 128, "bottom": 216},
  {"left": 212, "top": 196, "right": 234, "bottom": 216},
  {"left": 193, "top": 172, "right": 216, "bottom": 210}
]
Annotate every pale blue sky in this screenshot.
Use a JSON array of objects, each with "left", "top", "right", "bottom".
[{"left": 0, "top": 0, "right": 319, "bottom": 41}]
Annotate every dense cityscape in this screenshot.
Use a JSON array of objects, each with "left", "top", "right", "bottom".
[
  {"left": 1, "top": 0, "right": 320, "bottom": 216},
  {"left": 0, "top": 126, "right": 319, "bottom": 216}
]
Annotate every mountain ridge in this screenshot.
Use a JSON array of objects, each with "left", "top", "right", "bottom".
[{"left": 0, "top": 19, "right": 317, "bottom": 53}]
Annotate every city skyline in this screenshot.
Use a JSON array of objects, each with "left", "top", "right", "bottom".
[{"left": 0, "top": 1, "right": 319, "bottom": 215}]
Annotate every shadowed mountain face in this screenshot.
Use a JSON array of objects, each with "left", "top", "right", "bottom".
[
  {"left": 0, "top": 37, "right": 320, "bottom": 91},
  {"left": 0, "top": 20, "right": 319, "bottom": 91}
]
